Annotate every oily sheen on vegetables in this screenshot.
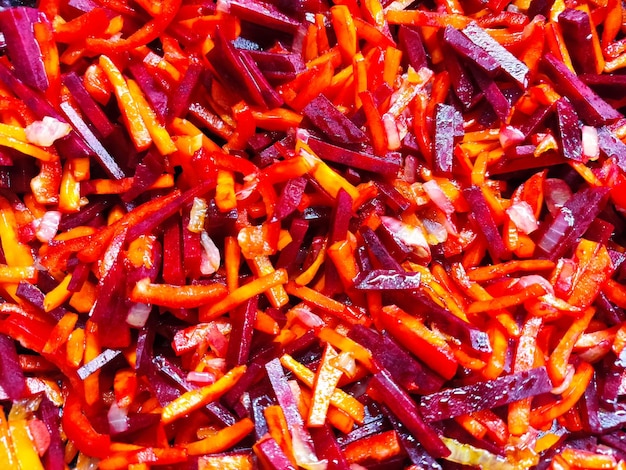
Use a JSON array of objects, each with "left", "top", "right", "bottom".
[{"left": 2, "top": 0, "right": 626, "bottom": 468}]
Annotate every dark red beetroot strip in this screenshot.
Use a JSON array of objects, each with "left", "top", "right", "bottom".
[
  {"left": 128, "top": 63, "right": 169, "bottom": 122},
  {"left": 359, "top": 226, "right": 404, "bottom": 271},
  {"left": 463, "top": 186, "right": 510, "bottom": 262},
  {"left": 310, "top": 425, "right": 350, "bottom": 470},
  {"left": 556, "top": 97, "right": 583, "bottom": 162},
  {"left": 239, "top": 51, "right": 284, "bottom": 109},
  {"left": 471, "top": 66, "right": 511, "bottom": 122},
  {"left": 558, "top": 8, "right": 597, "bottom": 75},
  {"left": 380, "top": 404, "right": 443, "bottom": 469},
  {"left": 0, "top": 333, "right": 26, "bottom": 400},
  {"left": 398, "top": 26, "right": 428, "bottom": 71},
  {"left": 275, "top": 218, "right": 309, "bottom": 273},
  {"left": 273, "top": 176, "right": 307, "bottom": 221},
  {"left": 306, "top": 135, "right": 401, "bottom": 178},
  {"left": 166, "top": 62, "right": 203, "bottom": 121},
  {"left": 542, "top": 53, "right": 623, "bottom": 125},
  {"left": 442, "top": 44, "right": 479, "bottom": 110},
  {"left": 15, "top": 281, "right": 66, "bottom": 322},
  {"left": 535, "top": 186, "right": 610, "bottom": 260},
  {"left": 63, "top": 72, "right": 115, "bottom": 139},
  {"left": 121, "top": 149, "right": 166, "bottom": 202},
  {"left": 228, "top": 0, "right": 300, "bottom": 35},
  {"left": 329, "top": 188, "right": 353, "bottom": 243},
  {"left": 265, "top": 357, "right": 305, "bottom": 428},
  {"left": 598, "top": 126, "right": 626, "bottom": 171},
  {"left": 348, "top": 324, "right": 445, "bottom": 394},
  {"left": 369, "top": 369, "right": 450, "bottom": 459},
  {"left": 443, "top": 26, "right": 499, "bottom": 76},
  {"left": 206, "top": 28, "right": 268, "bottom": 109},
  {"left": 76, "top": 348, "right": 122, "bottom": 380},
  {"left": 225, "top": 296, "right": 258, "bottom": 368},
  {"left": 0, "top": 7, "right": 48, "bottom": 91},
  {"left": 580, "top": 374, "right": 602, "bottom": 434},
  {"left": 433, "top": 103, "right": 461, "bottom": 175},
  {"left": 39, "top": 396, "right": 65, "bottom": 470},
  {"left": 60, "top": 101, "right": 127, "bottom": 179},
  {"left": 374, "top": 181, "right": 411, "bottom": 213},
  {"left": 303, "top": 95, "right": 368, "bottom": 146},
  {"left": 419, "top": 367, "right": 552, "bottom": 422},
  {"left": 353, "top": 269, "right": 421, "bottom": 290},
  {"left": 255, "top": 436, "right": 297, "bottom": 470},
  {"left": 462, "top": 22, "right": 529, "bottom": 87}
]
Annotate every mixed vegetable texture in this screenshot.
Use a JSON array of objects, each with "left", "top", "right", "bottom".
[{"left": 2, "top": 0, "right": 626, "bottom": 467}]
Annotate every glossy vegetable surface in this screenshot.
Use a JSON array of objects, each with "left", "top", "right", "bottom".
[{"left": 0, "top": 0, "right": 626, "bottom": 468}]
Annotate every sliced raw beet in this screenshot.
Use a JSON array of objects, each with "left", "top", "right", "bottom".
[
  {"left": 398, "top": 26, "right": 428, "bottom": 71},
  {"left": 433, "top": 103, "right": 463, "bottom": 175},
  {"left": 462, "top": 22, "right": 529, "bottom": 87},
  {"left": 306, "top": 135, "right": 401, "bottom": 178},
  {"left": 556, "top": 97, "right": 583, "bottom": 162},
  {"left": 443, "top": 26, "right": 499, "bottom": 76},
  {"left": 558, "top": 8, "right": 598, "bottom": 75},
  {"left": 0, "top": 7, "right": 48, "bottom": 91},
  {"left": 542, "top": 53, "right": 623, "bottom": 125},
  {"left": 303, "top": 94, "right": 368, "bottom": 145},
  {"left": 419, "top": 367, "right": 553, "bottom": 422}
]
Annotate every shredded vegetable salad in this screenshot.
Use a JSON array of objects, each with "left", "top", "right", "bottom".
[{"left": 1, "top": 0, "right": 626, "bottom": 468}]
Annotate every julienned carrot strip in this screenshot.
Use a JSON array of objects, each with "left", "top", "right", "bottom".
[
  {"left": 186, "top": 418, "right": 254, "bottom": 455},
  {"left": 200, "top": 269, "right": 288, "bottom": 321},
  {"left": 263, "top": 405, "right": 296, "bottom": 464},
  {"left": 467, "top": 283, "right": 547, "bottom": 314},
  {"left": 530, "top": 362, "right": 594, "bottom": 428},
  {"left": 8, "top": 418, "right": 44, "bottom": 470},
  {"left": 308, "top": 344, "right": 343, "bottom": 427},
  {"left": 343, "top": 430, "right": 402, "bottom": 464},
  {"left": 131, "top": 278, "right": 228, "bottom": 309},
  {"left": 161, "top": 365, "right": 246, "bottom": 424},
  {"left": 126, "top": 79, "right": 176, "bottom": 155},
  {"left": 296, "top": 383, "right": 355, "bottom": 434},
  {"left": 99, "top": 55, "right": 152, "bottom": 152},
  {"left": 483, "top": 321, "right": 508, "bottom": 380},
  {"left": 43, "top": 312, "right": 78, "bottom": 354},
  {"left": 279, "top": 354, "right": 365, "bottom": 424},
  {"left": 248, "top": 256, "right": 289, "bottom": 308},
  {"left": 385, "top": 9, "right": 470, "bottom": 28},
  {"left": 508, "top": 315, "right": 542, "bottom": 436},
  {"left": 331, "top": 5, "right": 358, "bottom": 64},
  {"left": 467, "top": 259, "right": 556, "bottom": 282},
  {"left": 547, "top": 307, "right": 595, "bottom": 386}
]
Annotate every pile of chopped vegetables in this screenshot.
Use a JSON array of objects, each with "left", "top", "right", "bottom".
[{"left": 3, "top": 0, "right": 626, "bottom": 468}]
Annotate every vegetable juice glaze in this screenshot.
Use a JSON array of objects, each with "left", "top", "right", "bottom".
[{"left": 0, "top": 0, "right": 625, "bottom": 468}]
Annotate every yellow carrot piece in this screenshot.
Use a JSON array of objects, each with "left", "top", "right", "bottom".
[
  {"left": 43, "top": 312, "right": 79, "bottom": 354},
  {"left": 264, "top": 405, "right": 296, "bottom": 464},
  {"left": 127, "top": 78, "right": 177, "bottom": 155},
  {"left": 0, "top": 408, "right": 16, "bottom": 467},
  {"left": 0, "top": 265, "right": 37, "bottom": 283},
  {"left": 0, "top": 197, "right": 35, "bottom": 266},
  {"left": 200, "top": 269, "right": 288, "bottom": 321},
  {"left": 248, "top": 256, "right": 289, "bottom": 309},
  {"left": 162, "top": 365, "right": 246, "bottom": 424},
  {"left": 330, "top": 5, "right": 357, "bottom": 64},
  {"left": 99, "top": 55, "right": 152, "bottom": 151},
  {"left": 43, "top": 274, "right": 73, "bottom": 312},
  {"left": 8, "top": 419, "right": 44, "bottom": 470},
  {"left": 215, "top": 169, "right": 237, "bottom": 212},
  {"left": 186, "top": 418, "right": 254, "bottom": 455},
  {"left": 308, "top": 344, "right": 343, "bottom": 427},
  {"left": 280, "top": 354, "right": 365, "bottom": 424}
]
